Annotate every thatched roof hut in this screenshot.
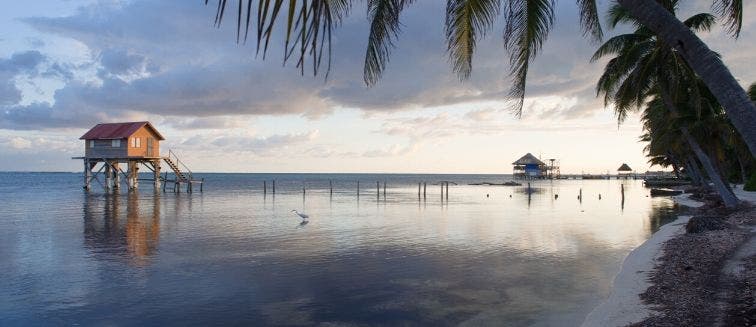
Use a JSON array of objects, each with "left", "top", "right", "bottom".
[
  {"left": 617, "top": 163, "right": 632, "bottom": 172},
  {"left": 512, "top": 153, "right": 546, "bottom": 166}
]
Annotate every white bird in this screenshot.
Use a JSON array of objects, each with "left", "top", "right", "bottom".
[{"left": 291, "top": 210, "right": 309, "bottom": 221}]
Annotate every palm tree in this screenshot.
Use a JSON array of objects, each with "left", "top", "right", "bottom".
[
  {"left": 204, "top": 0, "right": 755, "bottom": 155},
  {"left": 593, "top": 1, "right": 739, "bottom": 207}
]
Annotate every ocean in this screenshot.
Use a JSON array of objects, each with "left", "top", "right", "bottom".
[{"left": 0, "top": 172, "right": 677, "bottom": 326}]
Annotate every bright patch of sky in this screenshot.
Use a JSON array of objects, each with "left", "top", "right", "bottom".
[{"left": 0, "top": 0, "right": 753, "bottom": 173}]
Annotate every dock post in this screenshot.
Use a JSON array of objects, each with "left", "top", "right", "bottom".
[
  {"left": 200, "top": 178, "right": 204, "bottom": 192},
  {"left": 330, "top": 180, "right": 333, "bottom": 196},
  {"left": 423, "top": 183, "right": 427, "bottom": 200},
  {"left": 621, "top": 184, "right": 625, "bottom": 199},
  {"left": 153, "top": 160, "right": 161, "bottom": 190},
  {"left": 84, "top": 159, "right": 91, "bottom": 191},
  {"left": 303, "top": 182, "right": 306, "bottom": 196},
  {"left": 383, "top": 181, "right": 386, "bottom": 198},
  {"left": 126, "top": 162, "right": 133, "bottom": 190},
  {"left": 104, "top": 162, "right": 112, "bottom": 192},
  {"left": 527, "top": 182, "right": 531, "bottom": 194},
  {"left": 357, "top": 181, "right": 360, "bottom": 198},
  {"left": 579, "top": 188, "right": 582, "bottom": 202},
  {"left": 113, "top": 162, "right": 121, "bottom": 190},
  {"left": 264, "top": 181, "right": 267, "bottom": 195},
  {"left": 445, "top": 182, "right": 449, "bottom": 200},
  {"left": 440, "top": 183, "right": 444, "bottom": 199},
  {"left": 418, "top": 183, "right": 421, "bottom": 199},
  {"left": 376, "top": 181, "right": 380, "bottom": 200},
  {"left": 272, "top": 180, "right": 276, "bottom": 194}
]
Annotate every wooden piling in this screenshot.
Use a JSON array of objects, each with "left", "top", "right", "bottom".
[
  {"left": 272, "top": 180, "right": 276, "bottom": 194},
  {"left": 621, "top": 184, "right": 625, "bottom": 197},
  {"left": 579, "top": 188, "right": 582, "bottom": 202},
  {"left": 418, "top": 183, "right": 421, "bottom": 199},
  {"left": 376, "top": 181, "right": 380, "bottom": 199},
  {"left": 330, "top": 180, "right": 333, "bottom": 196},
  {"left": 264, "top": 181, "right": 267, "bottom": 195},
  {"left": 357, "top": 181, "right": 360, "bottom": 197},
  {"left": 445, "top": 182, "right": 449, "bottom": 200},
  {"left": 84, "top": 159, "right": 91, "bottom": 191},
  {"left": 423, "top": 183, "right": 427, "bottom": 200}
]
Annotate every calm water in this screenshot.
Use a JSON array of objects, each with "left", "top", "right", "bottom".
[{"left": 0, "top": 173, "right": 677, "bottom": 326}]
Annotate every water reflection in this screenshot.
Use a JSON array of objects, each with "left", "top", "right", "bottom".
[{"left": 83, "top": 192, "right": 160, "bottom": 266}]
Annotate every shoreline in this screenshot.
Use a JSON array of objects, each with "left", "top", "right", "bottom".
[
  {"left": 581, "top": 194, "right": 700, "bottom": 327},
  {"left": 583, "top": 188, "right": 755, "bottom": 327}
]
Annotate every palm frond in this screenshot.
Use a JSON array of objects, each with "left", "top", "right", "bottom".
[
  {"left": 606, "top": 3, "right": 635, "bottom": 29},
  {"left": 445, "top": 0, "right": 501, "bottom": 80},
  {"left": 364, "top": 0, "right": 414, "bottom": 85},
  {"left": 576, "top": 0, "right": 603, "bottom": 41},
  {"left": 683, "top": 13, "right": 716, "bottom": 32},
  {"left": 502, "top": 0, "right": 555, "bottom": 117},
  {"left": 206, "top": 0, "right": 351, "bottom": 78},
  {"left": 712, "top": 0, "right": 743, "bottom": 37},
  {"left": 590, "top": 33, "right": 648, "bottom": 62}
]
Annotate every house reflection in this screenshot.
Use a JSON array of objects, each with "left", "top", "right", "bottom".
[{"left": 83, "top": 192, "right": 161, "bottom": 266}]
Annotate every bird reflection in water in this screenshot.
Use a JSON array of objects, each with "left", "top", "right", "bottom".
[{"left": 83, "top": 192, "right": 161, "bottom": 266}]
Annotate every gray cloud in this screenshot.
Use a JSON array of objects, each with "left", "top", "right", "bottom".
[
  {"left": 0, "top": 0, "right": 615, "bottom": 131},
  {"left": 0, "top": 50, "right": 47, "bottom": 105}
]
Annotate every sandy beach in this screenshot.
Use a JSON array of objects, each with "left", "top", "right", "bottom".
[
  {"left": 583, "top": 188, "right": 755, "bottom": 327},
  {"left": 581, "top": 194, "right": 701, "bottom": 327}
]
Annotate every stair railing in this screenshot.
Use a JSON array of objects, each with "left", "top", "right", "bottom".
[{"left": 167, "top": 149, "right": 193, "bottom": 182}]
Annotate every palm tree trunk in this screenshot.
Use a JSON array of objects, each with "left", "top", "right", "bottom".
[
  {"left": 686, "top": 156, "right": 704, "bottom": 186},
  {"left": 618, "top": 0, "right": 756, "bottom": 157},
  {"left": 658, "top": 90, "right": 739, "bottom": 207},
  {"left": 680, "top": 127, "right": 739, "bottom": 207},
  {"left": 666, "top": 151, "right": 681, "bottom": 179}
]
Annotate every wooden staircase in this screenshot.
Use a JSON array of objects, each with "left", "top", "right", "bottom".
[
  {"left": 162, "top": 150, "right": 202, "bottom": 192},
  {"left": 163, "top": 157, "right": 189, "bottom": 182}
]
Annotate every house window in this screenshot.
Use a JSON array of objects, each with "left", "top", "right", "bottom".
[
  {"left": 131, "top": 137, "right": 136, "bottom": 148},
  {"left": 135, "top": 137, "right": 141, "bottom": 148},
  {"left": 89, "top": 140, "right": 94, "bottom": 148},
  {"left": 112, "top": 139, "right": 121, "bottom": 147}
]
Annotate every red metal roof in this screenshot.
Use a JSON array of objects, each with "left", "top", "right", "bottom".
[{"left": 79, "top": 121, "right": 165, "bottom": 140}]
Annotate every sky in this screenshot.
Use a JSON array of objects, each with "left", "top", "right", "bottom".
[{"left": 0, "top": 0, "right": 754, "bottom": 173}]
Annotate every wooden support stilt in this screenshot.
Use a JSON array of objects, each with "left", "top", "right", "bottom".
[
  {"left": 357, "top": 181, "right": 360, "bottom": 198},
  {"left": 423, "top": 183, "right": 427, "bottom": 200},
  {"left": 153, "top": 160, "right": 161, "bottom": 190},
  {"left": 264, "top": 181, "right": 267, "bottom": 195},
  {"left": 418, "top": 183, "right": 421, "bottom": 199},
  {"left": 113, "top": 162, "right": 121, "bottom": 190},
  {"left": 445, "top": 182, "right": 449, "bottom": 200},
  {"left": 330, "top": 180, "right": 333, "bottom": 196},
  {"left": 104, "top": 162, "right": 112, "bottom": 192},
  {"left": 200, "top": 178, "right": 204, "bottom": 192},
  {"left": 383, "top": 181, "right": 386, "bottom": 198},
  {"left": 272, "top": 180, "right": 275, "bottom": 194},
  {"left": 84, "top": 159, "right": 91, "bottom": 191},
  {"left": 376, "top": 181, "right": 380, "bottom": 200},
  {"left": 579, "top": 188, "right": 582, "bottom": 202}
]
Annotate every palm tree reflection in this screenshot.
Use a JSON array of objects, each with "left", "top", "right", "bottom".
[{"left": 83, "top": 192, "right": 161, "bottom": 266}]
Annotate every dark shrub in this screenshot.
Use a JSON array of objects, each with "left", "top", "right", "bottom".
[
  {"left": 686, "top": 216, "right": 728, "bottom": 234},
  {"left": 745, "top": 172, "right": 756, "bottom": 191}
]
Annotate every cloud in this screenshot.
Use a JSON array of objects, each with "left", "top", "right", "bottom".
[
  {"left": 178, "top": 130, "right": 319, "bottom": 157},
  {"left": 1, "top": 0, "right": 613, "bottom": 131},
  {"left": 0, "top": 50, "right": 47, "bottom": 105}
]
